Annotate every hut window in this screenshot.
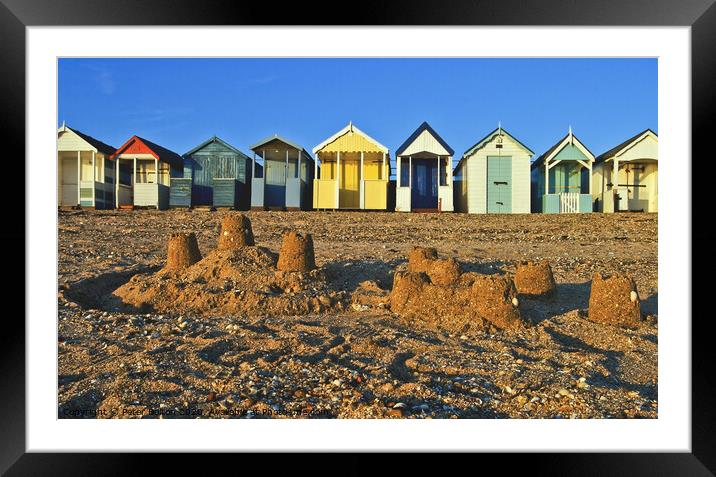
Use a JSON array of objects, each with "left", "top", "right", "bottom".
[
  {"left": 400, "top": 159, "right": 410, "bottom": 187},
  {"left": 136, "top": 160, "right": 155, "bottom": 183},
  {"left": 95, "top": 157, "right": 104, "bottom": 182},
  {"left": 80, "top": 156, "right": 93, "bottom": 181},
  {"left": 158, "top": 162, "right": 170, "bottom": 185},
  {"left": 439, "top": 158, "right": 448, "bottom": 186}
]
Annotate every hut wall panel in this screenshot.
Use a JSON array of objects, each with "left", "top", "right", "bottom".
[
  {"left": 170, "top": 178, "right": 193, "bottom": 207},
  {"left": 553, "top": 143, "right": 589, "bottom": 162},
  {"left": 158, "top": 184, "right": 170, "bottom": 210},
  {"left": 319, "top": 133, "right": 384, "bottom": 154},
  {"left": 213, "top": 179, "right": 239, "bottom": 208},
  {"left": 543, "top": 194, "right": 560, "bottom": 213},
  {"left": 57, "top": 130, "right": 94, "bottom": 152},
  {"left": 251, "top": 179, "right": 264, "bottom": 208},
  {"left": 286, "top": 178, "right": 302, "bottom": 208},
  {"left": 364, "top": 181, "right": 387, "bottom": 210},
  {"left": 400, "top": 129, "right": 451, "bottom": 157},
  {"left": 438, "top": 186, "right": 453, "bottom": 212},
  {"left": 579, "top": 194, "right": 593, "bottom": 213},
  {"left": 618, "top": 135, "right": 658, "bottom": 162},
  {"left": 466, "top": 156, "right": 487, "bottom": 214},
  {"left": 396, "top": 187, "right": 411, "bottom": 212},
  {"left": 134, "top": 183, "right": 158, "bottom": 207},
  {"left": 453, "top": 163, "right": 467, "bottom": 212},
  {"left": 512, "top": 155, "right": 531, "bottom": 213},
  {"left": 314, "top": 180, "right": 337, "bottom": 209}
]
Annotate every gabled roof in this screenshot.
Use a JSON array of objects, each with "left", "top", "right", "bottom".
[
  {"left": 395, "top": 121, "right": 454, "bottom": 156},
  {"left": 184, "top": 136, "right": 250, "bottom": 159},
  {"left": 312, "top": 122, "right": 389, "bottom": 154},
  {"left": 531, "top": 130, "right": 595, "bottom": 169},
  {"left": 595, "top": 129, "right": 658, "bottom": 164},
  {"left": 250, "top": 134, "right": 313, "bottom": 161},
  {"left": 454, "top": 127, "right": 534, "bottom": 173},
  {"left": 110, "top": 135, "right": 184, "bottom": 170},
  {"left": 58, "top": 124, "right": 115, "bottom": 155}
]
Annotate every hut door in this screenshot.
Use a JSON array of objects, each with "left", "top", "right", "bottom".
[
  {"left": 411, "top": 158, "right": 438, "bottom": 209},
  {"left": 487, "top": 156, "right": 512, "bottom": 213},
  {"left": 61, "top": 156, "right": 79, "bottom": 206},
  {"left": 340, "top": 159, "right": 360, "bottom": 208},
  {"left": 265, "top": 159, "right": 286, "bottom": 208}
]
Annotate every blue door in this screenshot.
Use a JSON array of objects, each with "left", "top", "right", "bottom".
[{"left": 411, "top": 158, "right": 438, "bottom": 209}]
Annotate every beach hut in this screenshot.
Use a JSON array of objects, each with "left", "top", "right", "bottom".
[
  {"left": 453, "top": 125, "right": 533, "bottom": 214},
  {"left": 531, "top": 128, "right": 595, "bottom": 213},
  {"left": 57, "top": 123, "right": 116, "bottom": 209},
  {"left": 249, "top": 135, "right": 315, "bottom": 210},
  {"left": 109, "top": 135, "right": 183, "bottom": 210},
  {"left": 395, "top": 122, "right": 454, "bottom": 212},
  {"left": 170, "top": 136, "right": 255, "bottom": 209},
  {"left": 592, "top": 129, "right": 658, "bottom": 213},
  {"left": 313, "top": 122, "right": 390, "bottom": 210}
]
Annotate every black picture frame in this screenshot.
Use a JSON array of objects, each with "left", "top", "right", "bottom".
[{"left": 3, "top": 0, "right": 711, "bottom": 473}]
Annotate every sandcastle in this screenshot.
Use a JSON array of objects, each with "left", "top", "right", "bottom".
[
  {"left": 113, "top": 213, "right": 332, "bottom": 316},
  {"left": 588, "top": 273, "right": 642, "bottom": 327},
  {"left": 514, "top": 260, "right": 556, "bottom": 296},
  {"left": 164, "top": 232, "right": 202, "bottom": 270},
  {"left": 277, "top": 231, "right": 316, "bottom": 272},
  {"left": 389, "top": 246, "right": 524, "bottom": 332},
  {"left": 217, "top": 214, "right": 255, "bottom": 249}
]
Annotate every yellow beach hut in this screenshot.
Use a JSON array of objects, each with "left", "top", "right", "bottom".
[
  {"left": 592, "top": 129, "right": 658, "bottom": 213},
  {"left": 312, "top": 122, "right": 390, "bottom": 210},
  {"left": 313, "top": 122, "right": 390, "bottom": 210}
]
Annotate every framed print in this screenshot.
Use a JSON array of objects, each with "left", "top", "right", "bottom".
[{"left": 4, "top": 0, "right": 713, "bottom": 473}]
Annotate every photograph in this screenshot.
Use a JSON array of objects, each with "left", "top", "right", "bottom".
[{"left": 56, "top": 57, "right": 659, "bottom": 420}]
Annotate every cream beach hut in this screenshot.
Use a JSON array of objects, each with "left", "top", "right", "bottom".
[
  {"left": 395, "top": 122, "right": 454, "bottom": 212},
  {"left": 531, "top": 128, "right": 595, "bottom": 213},
  {"left": 454, "top": 125, "right": 533, "bottom": 214},
  {"left": 312, "top": 122, "right": 390, "bottom": 210},
  {"left": 592, "top": 129, "right": 658, "bottom": 213},
  {"left": 110, "top": 135, "right": 183, "bottom": 210},
  {"left": 57, "top": 123, "right": 116, "bottom": 209}
]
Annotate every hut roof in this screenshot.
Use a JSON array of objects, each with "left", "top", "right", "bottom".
[
  {"left": 313, "top": 122, "right": 389, "bottom": 155},
  {"left": 184, "top": 136, "right": 250, "bottom": 159},
  {"left": 454, "top": 127, "right": 533, "bottom": 173},
  {"left": 594, "top": 129, "right": 658, "bottom": 164},
  {"left": 110, "top": 135, "right": 184, "bottom": 170},
  {"left": 531, "top": 130, "right": 595, "bottom": 169},
  {"left": 250, "top": 134, "right": 313, "bottom": 161},
  {"left": 58, "top": 125, "right": 116, "bottom": 155},
  {"left": 395, "top": 121, "right": 454, "bottom": 157}
]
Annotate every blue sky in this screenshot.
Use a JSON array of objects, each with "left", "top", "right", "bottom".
[{"left": 58, "top": 58, "right": 657, "bottom": 166}]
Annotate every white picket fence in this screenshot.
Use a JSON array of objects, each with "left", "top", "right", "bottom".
[{"left": 559, "top": 192, "right": 580, "bottom": 213}]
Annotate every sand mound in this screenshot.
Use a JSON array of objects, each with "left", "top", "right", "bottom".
[
  {"left": 588, "top": 273, "right": 642, "bottom": 327},
  {"left": 389, "top": 248, "right": 525, "bottom": 333},
  {"left": 218, "top": 214, "right": 255, "bottom": 249},
  {"left": 165, "top": 232, "right": 202, "bottom": 271},
  {"left": 277, "top": 232, "right": 316, "bottom": 272},
  {"left": 514, "top": 260, "right": 556, "bottom": 296}
]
